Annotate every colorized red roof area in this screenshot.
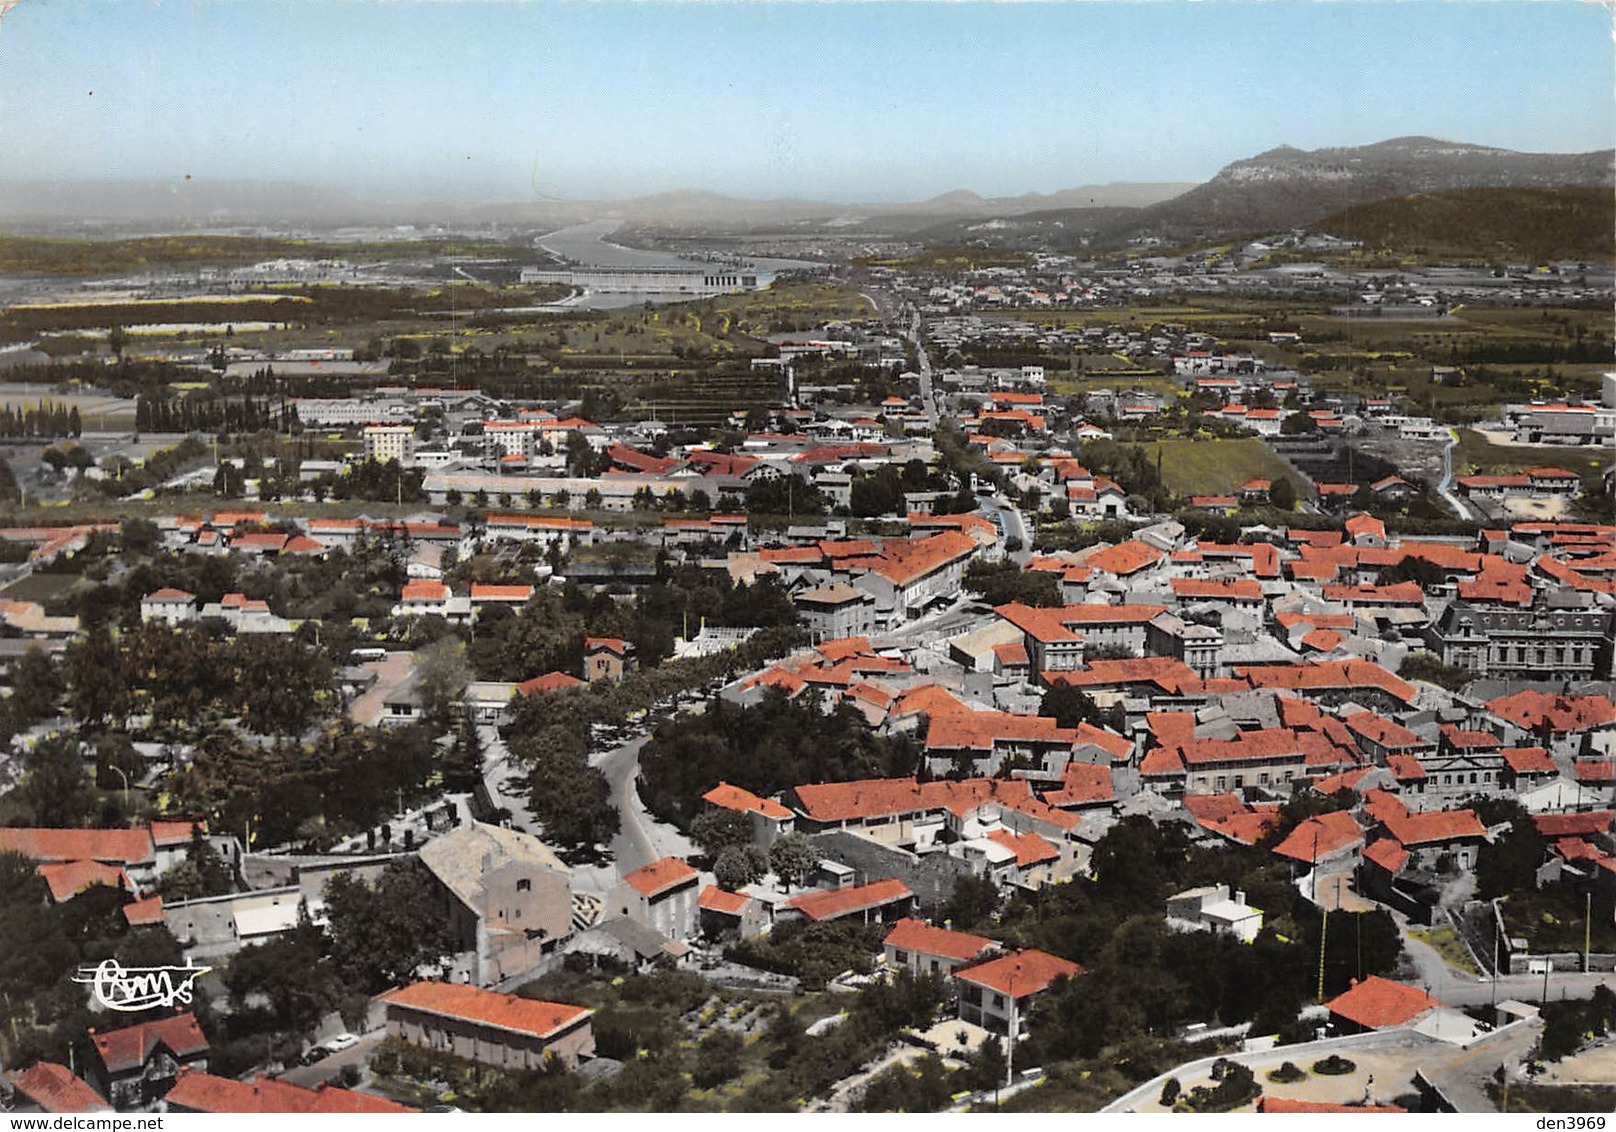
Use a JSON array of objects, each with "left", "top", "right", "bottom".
[
  {"left": 122, "top": 894, "right": 166, "bottom": 926},
  {"left": 784, "top": 878, "right": 913, "bottom": 921},
  {"left": 702, "top": 781, "right": 793, "bottom": 821},
  {"left": 621, "top": 856, "right": 699, "bottom": 898},
  {"left": 378, "top": 982, "right": 590, "bottom": 1039},
  {"left": 698, "top": 886, "right": 751, "bottom": 915},
  {"left": 1486, "top": 691, "right": 1616, "bottom": 734},
  {"left": 1362, "top": 838, "right": 1410, "bottom": 875},
  {"left": 1045, "top": 761, "right": 1115, "bottom": 808},
  {"left": 149, "top": 820, "right": 203, "bottom": 846},
  {"left": 986, "top": 827, "right": 1060, "bottom": 867},
  {"left": 470, "top": 583, "right": 535, "bottom": 602},
  {"left": 1326, "top": 975, "right": 1443, "bottom": 1029},
  {"left": 0, "top": 827, "right": 155, "bottom": 866},
  {"left": 1273, "top": 811, "right": 1364, "bottom": 864},
  {"left": 1085, "top": 540, "right": 1166, "bottom": 577},
  {"left": 143, "top": 587, "right": 195, "bottom": 603},
  {"left": 1171, "top": 577, "right": 1263, "bottom": 601},
  {"left": 399, "top": 580, "right": 448, "bottom": 602},
  {"left": 883, "top": 917, "right": 995, "bottom": 963},
  {"left": 38, "top": 860, "right": 130, "bottom": 903},
  {"left": 956, "top": 948, "right": 1083, "bottom": 997},
  {"left": 584, "top": 636, "right": 629, "bottom": 655},
  {"left": 517, "top": 671, "right": 585, "bottom": 694},
  {"left": 1044, "top": 656, "right": 1198, "bottom": 696},
  {"left": 1231, "top": 660, "right": 1417, "bottom": 705},
  {"left": 1500, "top": 747, "right": 1556, "bottom": 775},
  {"left": 1259, "top": 1098, "right": 1406, "bottom": 1114},
  {"left": 166, "top": 1069, "right": 414, "bottom": 1114},
  {"left": 3, "top": 1063, "right": 109, "bottom": 1113},
  {"left": 1380, "top": 808, "right": 1486, "bottom": 847},
  {"left": 1574, "top": 759, "right": 1616, "bottom": 784},
  {"left": 925, "top": 710, "right": 1078, "bottom": 753},
  {"left": 1344, "top": 711, "right": 1428, "bottom": 751},
  {"left": 91, "top": 1013, "right": 209, "bottom": 1073}
]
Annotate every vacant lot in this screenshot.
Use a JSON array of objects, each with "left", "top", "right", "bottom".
[
  {"left": 1137, "top": 438, "right": 1296, "bottom": 495},
  {"left": 1453, "top": 428, "right": 1610, "bottom": 487}
]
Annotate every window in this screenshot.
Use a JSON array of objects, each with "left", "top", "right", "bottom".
[
  {"left": 516, "top": 878, "right": 531, "bottom": 892},
  {"left": 895, "top": 950, "right": 909, "bottom": 964},
  {"left": 993, "top": 993, "right": 1005, "bottom": 1009}
]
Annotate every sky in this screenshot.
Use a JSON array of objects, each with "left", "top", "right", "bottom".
[{"left": 0, "top": 0, "right": 1611, "bottom": 203}]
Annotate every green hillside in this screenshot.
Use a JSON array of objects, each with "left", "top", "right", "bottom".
[{"left": 1312, "top": 187, "right": 1615, "bottom": 265}]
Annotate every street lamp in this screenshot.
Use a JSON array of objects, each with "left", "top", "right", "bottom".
[{"left": 107, "top": 763, "right": 130, "bottom": 810}]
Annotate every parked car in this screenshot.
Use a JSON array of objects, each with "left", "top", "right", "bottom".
[
  {"left": 299, "top": 1047, "right": 329, "bottom": 1066},
  {"left": 324, "top": 1033, "right": 359, "bottom": 1053}
]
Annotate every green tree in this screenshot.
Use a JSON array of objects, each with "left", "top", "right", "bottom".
[
  {"left": 1269, "top": 476, "right": 1297, "bottom": 511},
  {"left": 415, "top": 636, "right": 472, "bottom": 732},
  {"left": 691, "top": 809, "right": 753, "bottom": 857},
  {"left": 714, "top": 845, "right": 766, "bottom": 890},
  {"left": 768, "top": 832, "right": 817, "bottom": 889},
  {"left": 324, "top": 858, "right": 455, "bottom": 994},
  {"left": 20, "top": 733, "right": 97, "bottom": 826}
]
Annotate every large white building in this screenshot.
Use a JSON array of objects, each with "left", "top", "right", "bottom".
[{"left": 364, "top": 425, "right": 417, "bottom": 465}]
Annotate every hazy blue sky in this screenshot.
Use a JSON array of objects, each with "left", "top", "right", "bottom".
[{"left": 0, "top": 0, "right": 1611, "bottom": 202}]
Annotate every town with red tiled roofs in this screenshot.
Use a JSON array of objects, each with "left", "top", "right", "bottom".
[{"left": 0, "top": 169, "right": 1612, "bottom": 1118}]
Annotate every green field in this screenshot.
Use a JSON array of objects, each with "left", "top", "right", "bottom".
[
  {"left": 1453, "top": 428, "right": 1612, "bottom": 486},
  {"left": 0, "top": 234, "right": 524, "bottom": 277},
  {"left": 1137, "top": 438, "right": 1297, "bottom": 495}
]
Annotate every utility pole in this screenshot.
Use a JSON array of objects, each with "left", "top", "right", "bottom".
[{"left": 1585, "top": 891, "right": 1592, "bottom": 975}]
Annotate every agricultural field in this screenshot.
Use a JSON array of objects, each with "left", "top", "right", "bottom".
[
  {"left": 0, "top": 234, "right": 525, "bottom": 277},
  {"left": 1452, "top": 428, "right": 1611, "bottom": 488},
  {"left": 1135, "top": 438, "right": 1296, "bottom": 496}
]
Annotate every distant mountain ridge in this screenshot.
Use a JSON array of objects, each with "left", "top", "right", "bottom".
[{"left": 1112, "top": 136, "right": 1615, "bottom": 243}]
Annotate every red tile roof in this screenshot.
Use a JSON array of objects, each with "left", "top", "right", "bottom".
[
  {"left": 620, "top": 856, "right": 698, "bottom": 898},
  {"left": 517, "top": 671, "right": 586, "bottom": 694},
  {"left": 1486, "top": 691, "right": 1616, "bottom": 734},
  {"left": 986, "top": 827, "right": 1060, "bottom": 867},
  {"left": 1044, "top": 656, "right": 1198, "bottom": 695},
  {"left": 399, "top": 580, "right": 448, "bottom": 602},
  {"left": 956, "top": 948, "right": 1083, "bottom": 997},
  {"left": 584, "top": 636, "right": 629, "bottom": 655},
  {"left": 1044, "top": 761, "right": 1116, "bottom": 808},
  {"left": 698, "top": 886, "right": 751, "bottom": 915},
  {"left": 37, "top": 860, "right": 130, "bottom": 903},
  {"left": 1380, "top": 808, "right": 1486, "bottom": 846},
  {"left": 1171, "top": 578, "right": 1264, "bottom": 601},
  {"left": 1500, "top": 747, "right": 1556, "bottom": 775},
  {"left": 377, "top": 982, "right": 591, "bottom": 1039},
  {"left": 143, "top": 587, "right": 195, "bottom": 603},
  {"left": 882, "top": 917, "right": 995, "bottom": 963},
  {"left": 1344, "top": 711, "right": 1428, "bottom": 751},
  {"left": 1326, "top": 975, "right": 1442, "bottom": 1029},
  {"left": 1273, "top": 811, "right": 1364, "bottom": 864},
  {"left": 165, "top": 1069, "right": 414, "bottom": 1114},
  {"left": 470, "top": 583, "right": 535, "bottom": 602},
  {"left": 90, "top": 1013, "right": 209, "bottom": 1073},
  {"left": 0, "top": 827, "right": 155, "bottom": 866},
  {"left": 1232, "top": 660, "right": 1417, "bottom": 705},
  {"left": 924, "top": 710, "right": 1078, "bottom": 753},
  {"left": 1362, "top": 838, "right": 1410, "bottom": 875},
  {"left": 1574, "top": 759, "right": 1616, "bottom": 784},
  {"left": 783, "top": 878, "right": 912, "bottom": 921},
  {"left": 702, "top": 781, "right": 793, "bottom": 821},
  {"left": 122, "top": 895, "right": 166, "bottom": 926},
  {"left": 1084, "top": 540, "right": 1166, "bottom": 577},
  {"left": 3, "top": 1063, "right": 109, "bottom": 1113}
]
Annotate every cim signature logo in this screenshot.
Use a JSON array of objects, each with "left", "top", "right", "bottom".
[{"left": 72, "top": 958, "right": 212, "bottom": 1012}]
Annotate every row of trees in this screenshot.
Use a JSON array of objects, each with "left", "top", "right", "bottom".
[
  {"left": 0, "top": 400, "right": 81, "bottom": 439},
  {"left": 62, "top": 624, "right": 336, "bottom": 737}
]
